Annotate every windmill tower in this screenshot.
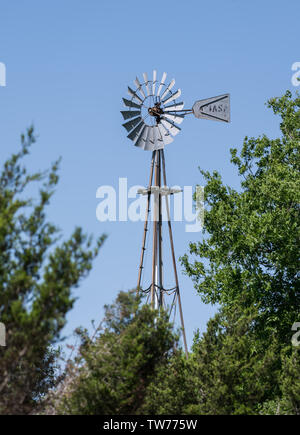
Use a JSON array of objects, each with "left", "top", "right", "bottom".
[{"left": 121, "top": 70, "right": 230, "bottom": 357}]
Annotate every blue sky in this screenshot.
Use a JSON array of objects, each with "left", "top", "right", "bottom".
[{"left": 0, "top": 0, "right": 299, "bottom": 350}]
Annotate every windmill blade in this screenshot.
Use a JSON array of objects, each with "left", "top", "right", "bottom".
[
  {"left": 141, "top": 125, "right": 152, "bottom": 150},
  {"left": 134, "top": 77, "right": 146, "bottom": 99},
  {"left": 134, "top": 125, "right": 148, "bottom": 149},
  {"left": 161, "top": 89, "right": 181, "bottom": 105},
  {"left": 122, "top": 116, "right": 142, "bottom": 132},
  {"left": 161, "top": 117, "right": 181, "bottom": 136},
  {"left": 160, "top": 79, "right": 175, "bottom": 100},
  {"left": 123, "top": 98, "right": 141, "bottom": 109},
  {"left": 144, "top": 127, "right": 155, "bottom": 151},
  {"left": 121, "top": 110, "right": 141, "bottom": 120},
  {"left": 152, "top": 70, "right": 157, "bottom": 96},
  {"left": 157, "top": 72, "right": 167, "bottom": 97},
  {"left": 157, "top": 123, "right": 174, "bottom": 145},
  {"left": 152, "top": 125, "right": 158, "bottom": 144},
  {"left": 127, "top": 120, "right": 144, "bottom": 141},
  {"left": 128, "top": 86, "right": 143, "bottom": 104},
  {"left": 164, "top": 101, "right": 184, "bottom": 111},
  {"left": 163, "top": 112, "right": 184, "bottom": 125},
  {"left": 143, "top": 72, "right": 150, "bottom": 96},
  {"left": 153, "top": 125, "right": 164, "bottom": 149}
]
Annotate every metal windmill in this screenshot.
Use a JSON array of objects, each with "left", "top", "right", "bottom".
[{"left": 121, "top": 70, "right": 230, "bottom": 357}]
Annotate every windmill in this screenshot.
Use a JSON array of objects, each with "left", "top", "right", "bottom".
[{"left": 121, "top": 70, "right": 230, "bottom": 357}]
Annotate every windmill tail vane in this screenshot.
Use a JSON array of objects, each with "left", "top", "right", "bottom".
[{"left": 121, "top": 70, "right": 230, "bottom": 357}]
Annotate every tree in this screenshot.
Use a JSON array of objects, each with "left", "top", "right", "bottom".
[
  {"left": 45, "top": 290, "right": 178, "bottom": 415},
  {"left": 140, "top": 300, "right": 282, "bottom": 416},
  {"left": 140, "top": 349, "right": 199, "bottom": 415},
  {"left": 182, "top": 91, "right": 300, "bottom": 344},
  {"left": 279, "top": 347, "right": 300, "bottom": 414},
  {"left": 259, "top": 347, "right": 300, "bottom": 415},
  {"left": 0, "top": 127, "right": 106, "bottom": 414},
  {"left": 189, "top": 301, "right": 281, "bottom": 415}
]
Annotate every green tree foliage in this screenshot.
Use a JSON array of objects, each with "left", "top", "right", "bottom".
[
  {"left": 0, "top": 128, "right": 106, "bottom": 414},
  {"left": 46, "top": 294, "right": 285, "bottom": 416},
  {"left": 190, "top": 302, "right": 281, "bottom": 415},
  {"left": 140, "top": 349, "right": 199, "bottom": 415},
  {"left": 139, "top": 301, "right": 282, "bottom": 415},
  {"left": 259, "top": 347, "right": 300, "bottom": 415},
  {"left": 279, "top": 347, "right": 300, "bottom": 414},
  {"left": 182, "top": 91, "right": 300, "bottom": 343},
  {"left": 47, "top": 291, "right": 178, "bottom": 415}
]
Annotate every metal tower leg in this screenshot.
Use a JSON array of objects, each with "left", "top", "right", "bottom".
[
  {"left": 157, "top": 150, "right": 164, "bottom": 309},
  {"left": 137, "top": 151, "right": 155, "bottom": 295}
]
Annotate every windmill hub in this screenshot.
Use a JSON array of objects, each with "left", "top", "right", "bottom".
[{"left": 148, "top": 103, "right": 164, "bottom": 124}]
